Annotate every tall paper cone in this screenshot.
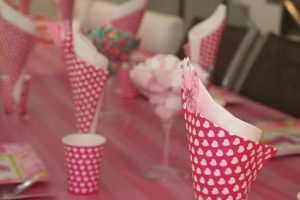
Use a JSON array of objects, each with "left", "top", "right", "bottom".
[
  {"left": 0, "top": 1, "right": 35, "bottom": 115},
  {"left": 62, "top": 20, "right": 109, "bottom": 133},
  {"left": 181, "top": 59, "right": 277, "bottom": 200}
]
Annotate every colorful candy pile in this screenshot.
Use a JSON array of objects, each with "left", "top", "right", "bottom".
[{"left": 83, "top": 25, "right": 140, "bottom": 75}]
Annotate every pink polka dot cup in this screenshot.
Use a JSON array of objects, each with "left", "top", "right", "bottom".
[{"left": 62, "top": 133, "right": 106, "bottom": 195}]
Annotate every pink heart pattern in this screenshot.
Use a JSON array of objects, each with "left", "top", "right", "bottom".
[
  {"left": 111, "top": 0, "right": 149, "bottom": 34},
  {"left": 64, "top": 144, "right": 104, "bottom": 194},
  {"left": 118, "top": 68, "right": 139, "bottom": 98},
  {"left": 62, "top": 23, "right": 109, "bottom": 133},
  {"left": 181, "top": 91, "right": 277, "bottom": 200},
  {"left": 199, "top": 17, "right": 226, "bottom": 72}
]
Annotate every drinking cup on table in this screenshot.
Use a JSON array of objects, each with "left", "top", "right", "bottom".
[{"left": 62, "top": 133, "right": 106, "bottom": 194}]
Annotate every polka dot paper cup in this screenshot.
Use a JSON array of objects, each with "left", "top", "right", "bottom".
[{"left": 62, "top": 133, "right": 106, "bottom": 195}]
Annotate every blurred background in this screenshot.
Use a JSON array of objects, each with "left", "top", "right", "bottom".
[
  {"left": 22, "top": 0, "right": 282, "bottom": 33},
  {"left": 9, "top": 0, "right": 300, "bottom": 118}
]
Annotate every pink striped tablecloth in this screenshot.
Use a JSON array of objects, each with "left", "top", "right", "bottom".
[{"left": 0, "top": 43, "right": 300, "bottom": 200}]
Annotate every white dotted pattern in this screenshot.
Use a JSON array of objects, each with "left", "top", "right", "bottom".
[
  {"left": 111, "top": 0, "right": 149, "bottom": 34},
  {"left": 62, "top": 25, "right": 109, "bottom": 133},
  {"left": 64, "top": 145, "right": 104, "bottom": 194}
]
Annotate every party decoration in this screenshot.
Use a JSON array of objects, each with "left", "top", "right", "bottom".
[
  {"left": 0, "top": 0, "right": 36, "bottom": 115},
  {"left": 62, "top": 20, "right": 109, "bottom": 133},
  {"left": 83, "top": 25, "right": 140, "bottom": 74},
  {"left": 181, "top": 58, "right": 277, "bottom": 200},
  {"left": 188, "top": 4, "right": 227, "bottom": 72}
]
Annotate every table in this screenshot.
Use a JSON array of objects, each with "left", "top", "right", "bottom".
[{"left": 1, "top": 42, "right": 300, "bottom": 200}]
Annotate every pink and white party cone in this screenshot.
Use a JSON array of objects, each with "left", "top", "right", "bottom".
[
  {"left": 0, "top": 0, "right": 36, "bottom": 115},
  {"left": 62, "top": 133, "right": 106, "bottom": 194},
  {"left": 107, "top": 0, "right": 150, "bottom": 34},
  {"left": 53, "top": 0, "right": 74, "bottom": 21},
  {"left": 180, "top": 58, "right": 277, "bottom": 200},
  {"left": 118, "top": 64, "right": 139, "bottom": 98},
  {"left": 63, "top": 20, "right": 109, "bottom": 133},
  {"left": 188, "top": 3, "right": 226, "bottom": 72}
]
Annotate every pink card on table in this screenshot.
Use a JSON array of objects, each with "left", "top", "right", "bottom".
[{"left": 0, "top": 143, "right": 49, "bottom": 184}]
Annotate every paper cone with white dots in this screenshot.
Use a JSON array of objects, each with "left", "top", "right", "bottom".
[
  {"left": 180, "top": 59, "right": 277, "bottom": 200},
  {"left": 0, "top": 0, "right": 36, "bottom": 115},
  {"left": 107, "top": 0, "right": 149, "bottom": 34},
  {"left": 63, "top": 20, "right": 109, "bottom": 133},
  {"left": 188, "top": 4, "right": 226, "bottom": 72}
]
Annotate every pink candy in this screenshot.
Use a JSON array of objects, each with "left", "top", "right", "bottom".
[{"left": 130, "top": 54, "right": 182, "bottom": 122}]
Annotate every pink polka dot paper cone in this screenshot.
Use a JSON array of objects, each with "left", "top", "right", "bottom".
[
  {"left": 0, "top": 0, "right": 36, "bottom": 115},
  {"left": 62, "top": 20, "right": 109, "bottom": 133},
  {"left": 180, "top": 59, "right": 277, "bottom": 200},
  {"left": 118, "top": 66, "right": 139, "bottom": 98},
  {"left": 0, "top": 0, "right": 36, "bottom": 86},
  {"left": 53, "top": 0, "right": 74, "bottom": 21},
  {"left": 62, "top": 134, "right": 106, "bottom": 195},
  {"left": 188, "top": 4, "right": 226, "bottom": 72},
  {"left": 108, "top": 0, "right": 150, "bottom": 34}
]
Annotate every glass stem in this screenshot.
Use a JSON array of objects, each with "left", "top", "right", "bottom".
[{"left": 162, "top": 119, "right": 174, "bottom": 168}]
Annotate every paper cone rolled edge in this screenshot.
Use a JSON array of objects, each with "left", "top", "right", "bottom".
[
  {"left": 182, "top": 92, "right": 277, "bottom": 200},
  {"left": 0, "top": 0, "right": 36, "bottom": 35}
]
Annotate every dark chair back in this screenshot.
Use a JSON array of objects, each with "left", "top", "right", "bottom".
[{"left": 240, "top": 33, "right": 300, "bottom": 118}]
